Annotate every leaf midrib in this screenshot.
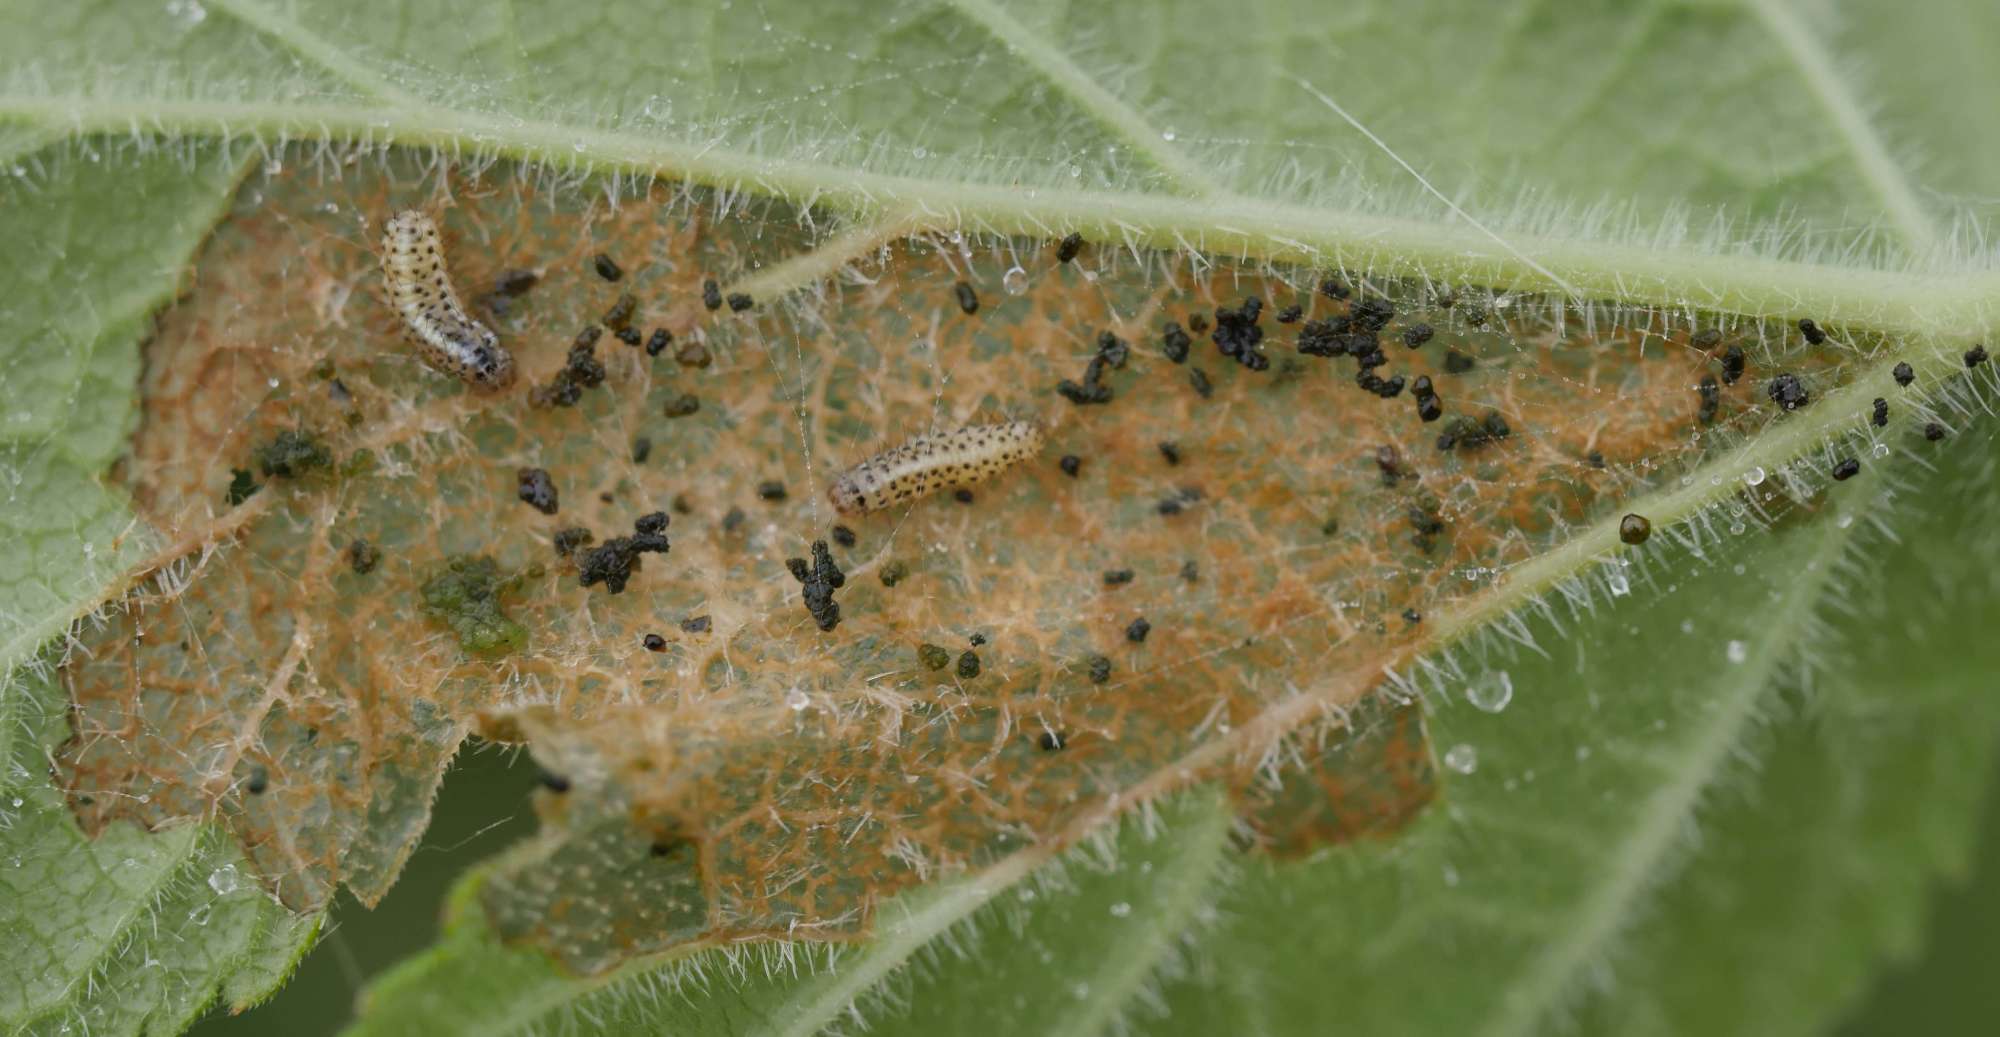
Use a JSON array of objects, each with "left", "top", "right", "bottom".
[
  {"left": 13, "top": 94, "right": 1997, "bottom": 341},
  {"left": 101, "top": 0, "right": 1980, "bottom": 341}
]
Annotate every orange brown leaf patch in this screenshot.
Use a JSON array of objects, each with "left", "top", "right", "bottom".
[{"left": 56, "top": 153, "right": 1860, "bottom": 965}]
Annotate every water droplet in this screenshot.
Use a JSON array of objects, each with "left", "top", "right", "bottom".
[
  {"left": 1001, "top": 266, "right": 1029, "bottom": 296},
  {"left": 1068, "top": 165, "right": 1082, "bottom": 178},
  {"left": 165, "top": 0, "right": 207, "bottom": 28},
  {"left": 206, "top": 864, "right": 239, "bottom": 895},
  {"left": 1726, "top": 640, "right": 1748, "bottom": 664},
  {"left": 1679, "top": 619, "right": 1694, "bottom": 634},
  {"left": 1729, "top": 522, "right": 1747, "bottom": 535},
  {"left": 1161, "top": 129, "right": 1177, "bottom": 141},
  {"left": 262, "top": 158, "right": 282, "bottom": 176},
  {"left": 1836, "top": 513, "right": 1854, "bottom": 529},
  {"left": 913, "top": 146, "right": 928, "bottom": 159},
  {"left": 186, "top": 904, "right": 211, "bottom": 925},
  {"left": 1109, "top": 902, "right": 1131, "bottom": 917},
  {"left": 1745, "top": 466, "right": 1766, "bottom": 486},
  {"left": 1606, "top": 571, "right": 1630, "bottom": 597},
  {"left": 1466, "top": 671, "right": 1513, "bottom": 713},
  {"left": 784, "top": 688, "right": 809, "bottom": 711},
  {"left": 1871, "top": 442, "right": 1889, "bottom": 458},
  {"left": 572, "top": 141, "right": 586, "bottom": 153},
  {"left": 1443, "top": 743, "right": 1479, "bottom": 773}
]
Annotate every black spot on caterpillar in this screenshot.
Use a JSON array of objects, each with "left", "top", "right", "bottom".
[
  {"left": 829, "top": 420, "right": 1046, "bottom": 516},
  {"left": 382, "top": 211, "right": 516, "bottom": 391}
]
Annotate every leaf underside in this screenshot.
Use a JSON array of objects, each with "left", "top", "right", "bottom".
[
  {"left": 2, "top": 0, "right": 1998, "bottom": 1033},
  {"left": 55, "top": 151, "right": 1899, "bottom": 966}
]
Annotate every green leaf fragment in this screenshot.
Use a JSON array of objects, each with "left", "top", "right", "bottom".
[
  {"left": 252, "top": 429, "right": 334, "bottom": 480},
  {"left": 420, "top": 556, "right": 529, "bottom": 658}
]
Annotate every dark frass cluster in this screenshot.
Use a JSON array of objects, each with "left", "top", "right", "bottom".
[
  {"left": 1411, "top": 375, "right": 1442, "bottom": 423},
  {"left": 1296, "top": 293, "right": 1434, "bottom": 403},
  {"left": 1720, "top": 344, "right": 1746, "bottom": 385},
  {"left": 1211, "top": 296, "right": 1269, "bottom": 370},
  {"left": 516, "top": 467, "right": 559, "bottom": 515},
  {"left": 1057, "top": 329, "right": 1132, "bottom": 404},
  {"left": 1766, "top": 372, "right": 1810, "bottom": 411},
  {"left": 529, "top": 326, "right": 609, "bottom": 408},
  {"left": 918, "top": 643, "right": 951, "bottom": 670},
  {"left": 577, "top": 511, "right": 671, "bottom": 594},
  {"left": 786, "top": 539, "right": 846, "bottom": 631},
  {"left": 601, "top": 292, "right": 637, "bottom": 330},
  {"left": 1436, "top": 411, "right": 1511, "bottom": 452}
]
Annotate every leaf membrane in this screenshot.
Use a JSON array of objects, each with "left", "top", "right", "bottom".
[{"left": 56, "top": 149, "right": 1877, "bottom": 971}]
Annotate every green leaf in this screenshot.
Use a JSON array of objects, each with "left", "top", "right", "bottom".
[
  {"left": 0, "top": 662, "right": 320, "bottom": 1036},
  {"left": 3, "top": 1, "right": 1999, "bottom": 1034},
  {"left": 0, "top": 136, "right": 327, "bottom": 1037},
  {"left": 0, "top": 141, "right": 248, "bottom": 677}
]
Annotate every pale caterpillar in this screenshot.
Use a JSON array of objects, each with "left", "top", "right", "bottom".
[
  {"left": 381, "top": 210, "right": 516, "bottom": 390},
  {"left": 829, "top": 420, "right": 1047, "bottom": 515}
]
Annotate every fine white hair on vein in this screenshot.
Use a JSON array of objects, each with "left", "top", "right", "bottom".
[{"left": 1291, "top": 74, "right": 1583, "bottom": 300}]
